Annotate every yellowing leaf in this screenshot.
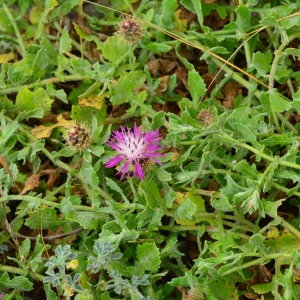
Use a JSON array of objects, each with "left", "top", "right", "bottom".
[
  {"left": 29, "top": 6, "right": 41, "bottom": 24},
  {"left": 174, "top": 191, "right": 186, "bottom": 205},
  {"left": 31, "top": 115, "right": 74, "bottom": 139},
  {"left": 267, "top": 226, "right": 280, "bottom": 239},
  {"left": 78, "top": 93, "right": 109, "bottom": 109},
  {"left": 174, "top": 9, "right": 187, "bottom": 32},
  {"left": 0, "top": 53, "right": 14, "bottom": 63}
]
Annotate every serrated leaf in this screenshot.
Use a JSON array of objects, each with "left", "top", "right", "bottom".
[
  {"left": 136, "top": 242, "right": 161, "bottom": 272},
  {"left": 140, "top": 179, "right": 165, "bottom": 209},
  {"left": 269, "top": 90, "right": 291, "bottom": 112},
  {"left": 102, "top": 35, "right": 130, "bottom": 62},
  {"left": 0, "top": 272, "right": 33, "bottom": 291},
  {"left": 25, "top": 207, "right": 64, "bottom": 230},
  {"left": 70, "top": 56, "right": 95, "bottom": 77},
  {"left": 15, "top": 87, "right": 54, "bottom": 119},
  {"left": 105, "top": 177, "right": 129, "bottom": 202},
  {"left": 252, "top": 51, "right": 272, "bottom": 76},
  {"left": 176, "top": 198, "right": 196, "bottom": 220},
  {"left": 260, "top": 133, "right": 295, "bottom": 146},
  {"left": 65, "top": 211, "right": 99, "bottom": 230},
  {"left": 59, "top": 28, "right": 72, "bottom": 54}
]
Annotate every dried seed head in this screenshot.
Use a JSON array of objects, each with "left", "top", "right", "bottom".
[
  {"left": 117, "top": 16, "right": 143, "bottom": 44},
  {"left": 197, "top": 108, "right": 215, "bottom": 127},
  {"left": 64, "top": 122, "right": 91, "bottom": 151}
]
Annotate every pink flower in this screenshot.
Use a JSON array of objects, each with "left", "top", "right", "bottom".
[
  {"left": 105, "top": 123, "right": 164, "bottom": 180},
  {"left": 0, "top": 293, "right": 4, "bottom": 300}
]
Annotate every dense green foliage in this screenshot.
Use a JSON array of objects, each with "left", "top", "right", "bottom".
[{"left": 1, "top": 0, "right": 300, "bottom": 299}]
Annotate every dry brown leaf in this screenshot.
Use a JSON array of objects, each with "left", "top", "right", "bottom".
[
  {"left": 156, "top": 76, "right": 169, "bottom": 96},
  {"left": 21, "top": 173, "right": 41, "bottom": 195},
  {"left": 147, "top": 58, "right": 177, "bottom": 76},
  {"left": 221, "top": 82, "right": 243, "bottom": 109},
  {"left": 244, "top": 292, "right": 260, "bottom": 299},
  {"left": 247, "top": 265, "right": 272, "bottom": 285}
]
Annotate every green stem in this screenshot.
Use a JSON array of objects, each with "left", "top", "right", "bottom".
[
  {"left": 269, "top": 32, "right": 300, "bottom": 132},
  {"left": 0, "top": 75, "right": 89, "bottom": 95},
  {"left": 243, "top": 39, "right": 254, "bottom": 108},
  {"left": 223, "top": 214, "right": 256, "bottom": 229},
  {"left": 220, "top": 252, "right": 293, "bottom": 276},
  {"left": 222, "top": 220, "right": 254, "bottom": 233},
  {"left": 2, "top": 2, "right": 26, "bottom": 56},
  {"left": 0, "top": 195, "right": 95, "bottom": 212},
  {"left": 0, "top": 264, "right": 44, "bottom": 281},
  {"left": 220, "top": 132, "right": 300, "bottom": 171},
  {"left": 280, "top": 217, "right": 300, "bottom": 239}
]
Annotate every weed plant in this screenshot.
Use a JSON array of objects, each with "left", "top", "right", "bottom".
[{"left": 1, "top": 0, "right": 300, "bottom": 299}]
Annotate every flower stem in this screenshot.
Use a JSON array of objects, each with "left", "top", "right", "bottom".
[{"left": 2, "top": 2, "right": 26, "bottom": 56}]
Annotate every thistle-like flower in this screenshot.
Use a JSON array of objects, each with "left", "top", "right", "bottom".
[
  {"left": 117, "top": 15, "right": 143, "bottom": 44},
  {"left": 64, "top": 122, "right": 91, "bottom": 151},
  {"left": 105, "top": 123, "right": 164, "bottom": 180}
]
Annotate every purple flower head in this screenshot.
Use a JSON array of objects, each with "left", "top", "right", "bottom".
[
  {"left": 105, "top": 123, "right": 164, "bottom": 180},
  {"left": 0, "top": 293, "right": 4, "bottom": 300}
]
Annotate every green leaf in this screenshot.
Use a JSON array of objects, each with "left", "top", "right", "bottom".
[
  {"left": 176, "top": 198, "right": 196, "bottom": 220},
  {"left": 162, "top": 183, "right": 176, "bottom": 208},
  {"left": 180, "top": 0, "right": 208, "bottom": 32},
  {"left": 0, "top": 272, "right": 33, "bottom": 291},
  {"left": 260, "top": 133, "right": 295, "bottom": 146},
  {"left": 45, "top": 82, "right": 68, "bottom": 103},
  {"left": 65, "top": 211, "right": 99, "bottom": 230},
  {"left": 152, "top": 111, "right": 166, "bottom": 129},
  {"left": 233, "top": 160, "right": 260, "bottom": 180},
  {"left": 105, "top": 177, "right": 129, "bottom": 202},
  {"left": 152, "top": 168, "right": 172, "bottom": 182},
  {"left": 25, "top": 207, "right": 65, "bottom": 230},
  {"left": 44, "top": 283, "right": 57, "bottom": 300},
  {"left": 71, "top": 105, "right": 106, "bottom": 126},
  {"left": 70, "top": 56, "right": 95, "bottom": 77},
  {"left": 35, "top": 0, "right": 58, "bottom": 39},
  {"left": 59, "top": 28, "right": 72, "bottom": 54},
  {"left": 252, "top": 51, "right": 272, "bottom": 76},
  {"left": 144, "top": 43, "right": 171, "bottom": 53},
  {"left": 0, "top": 120, "right": 18, "bottom": 145},
  {"left": 211, "top": 196, "right": 233, "bottom": 212},
  {"left": 236, "top": 4, "right": 250, "bottom": 33},
  {"left": 136, "top": 242, "right": 161, "bottom": 272},
  {"left": 21, "top": 238, "right": 31, "bottom": 258},
  {"left": 269, "top": 90, "right": 291, "bottom": 112},
  {"left": 15, "top": 87, "right": 54, "bottom": 119},
  {"left": 188, "top": 69, "right": 206, "bottom": 104},
  {"left": 162, "top": 0, "right": 178, "bottom": 28},
  {"left": 140, "top": 179, "right": 165, "bottom": 209},
  {"left": 102, "top": 35, "right": 130, "bottom": 62},
  {"left": 252, "top": 275, "right": 276, "bottom": 294}
]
